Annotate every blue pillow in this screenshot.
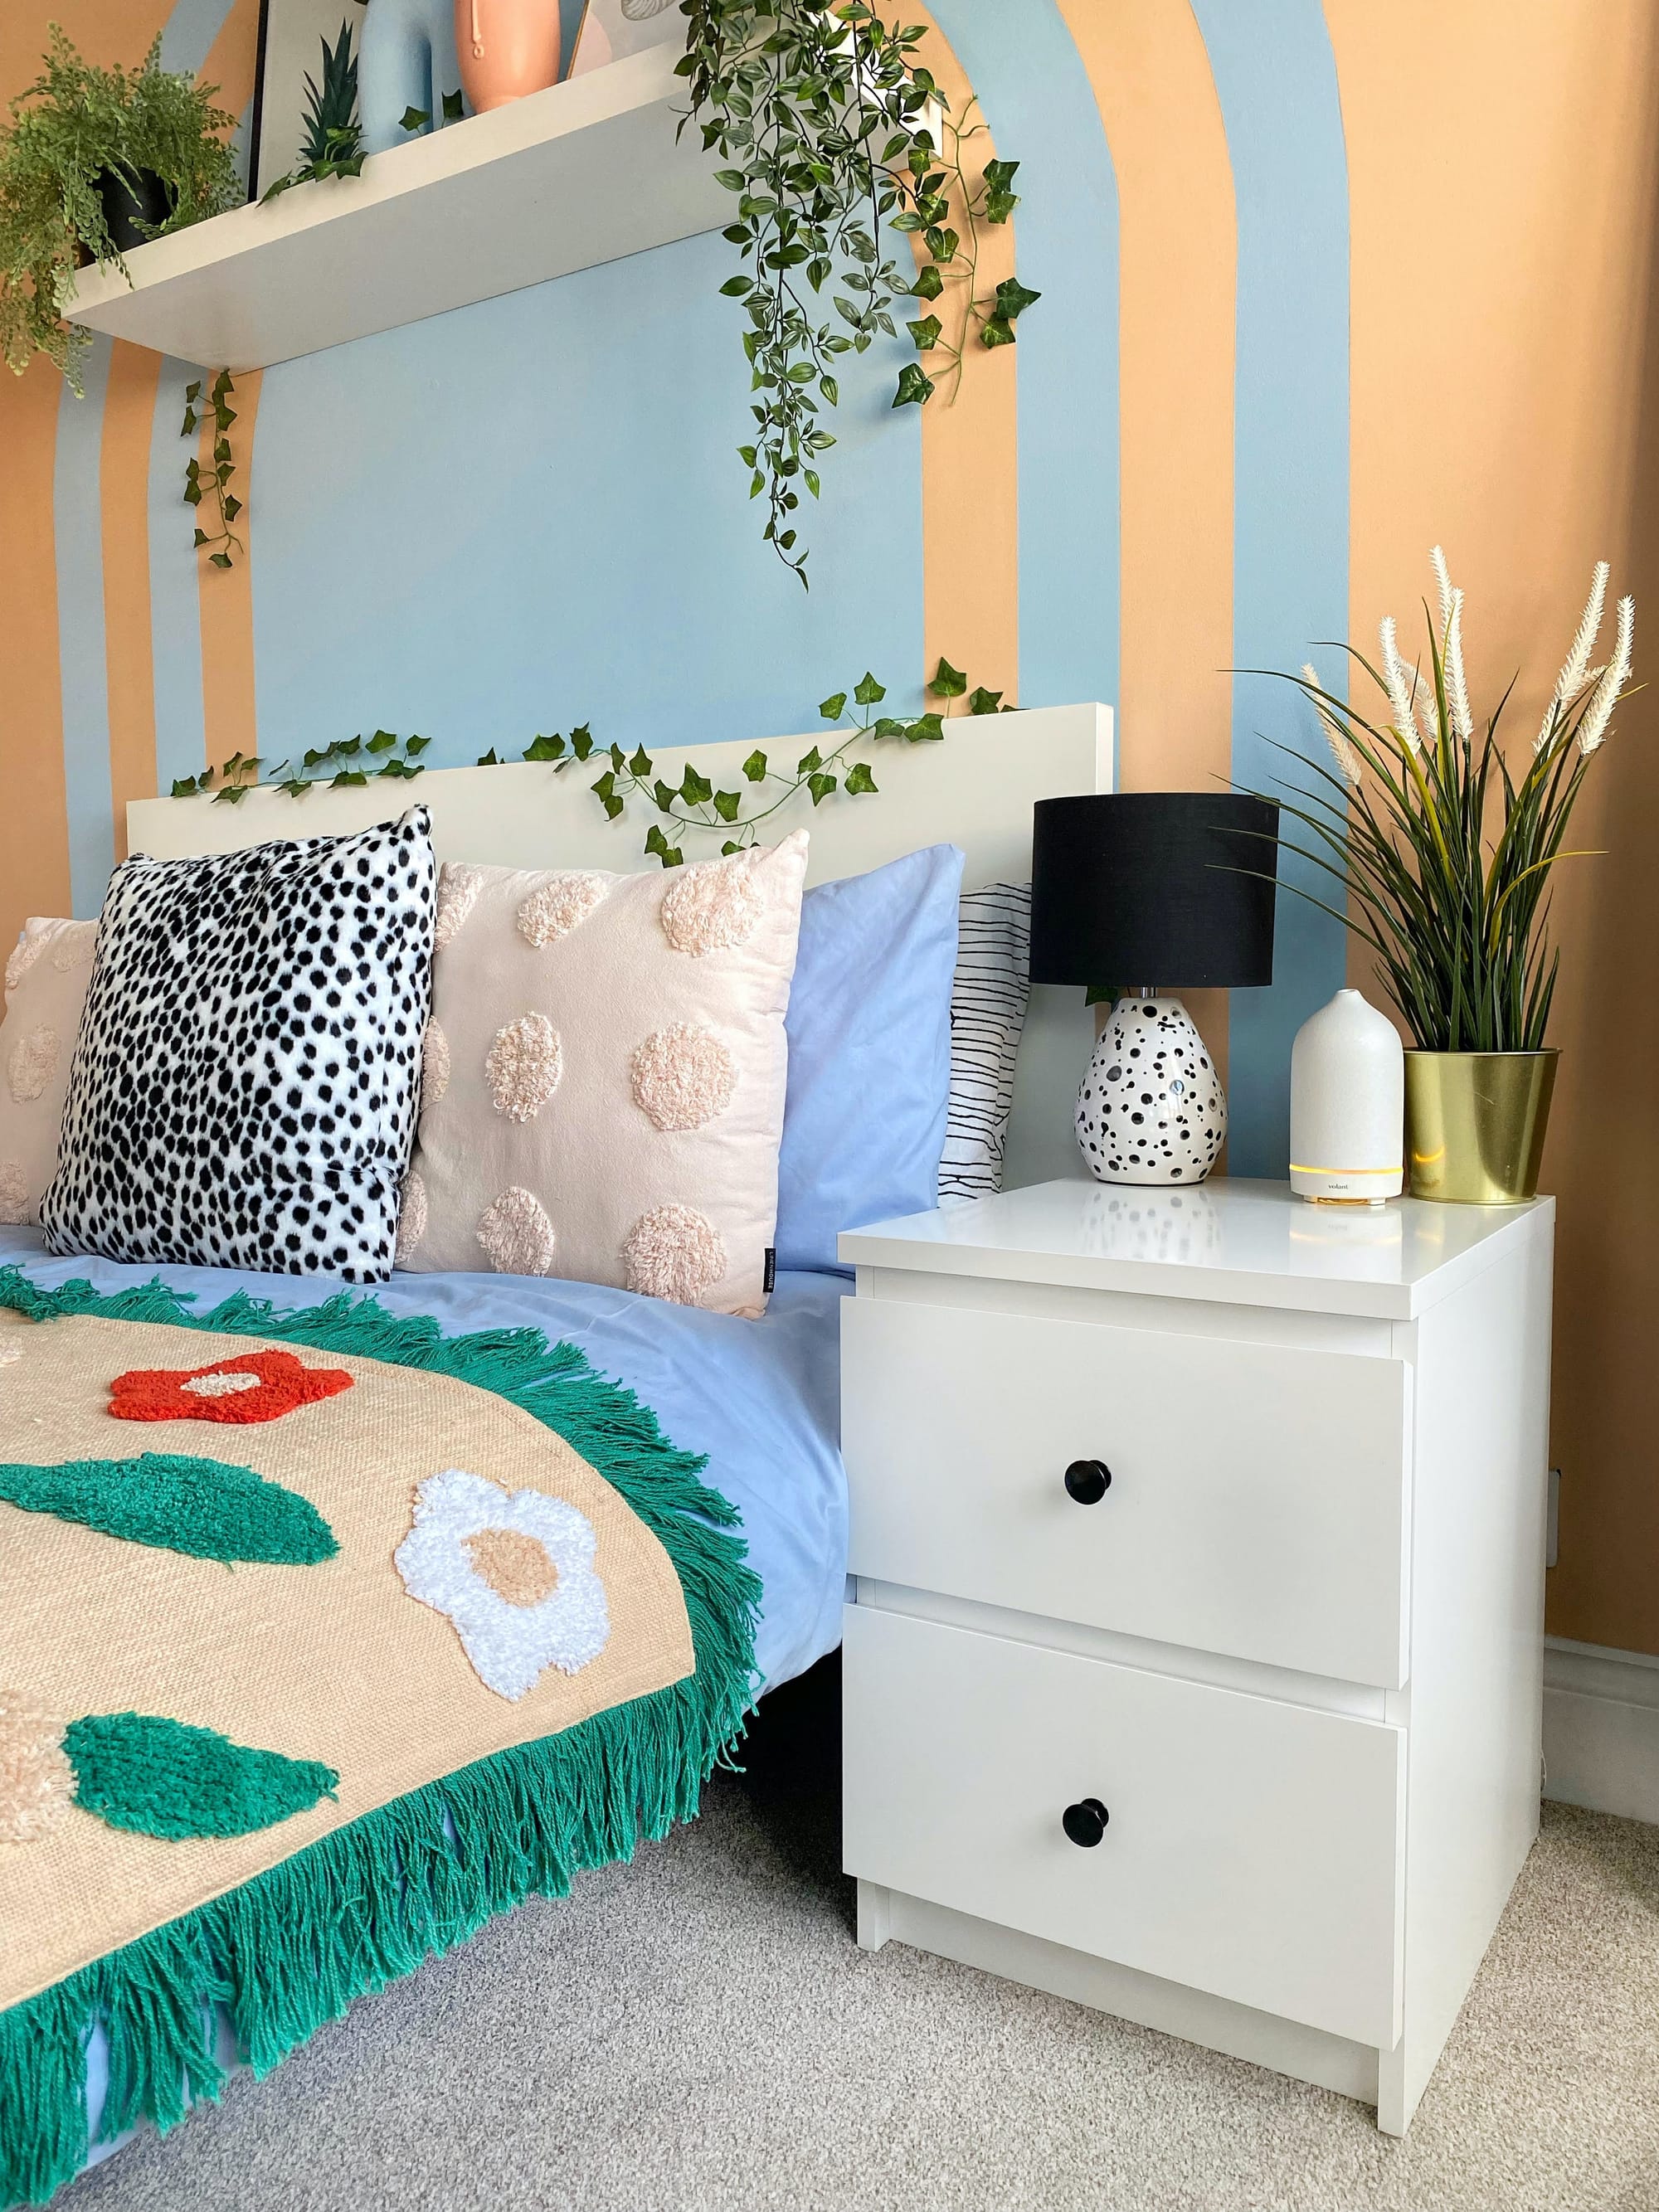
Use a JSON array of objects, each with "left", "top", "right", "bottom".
[{"left": 776, "top": 843, "right": 964, "bottom": 1274}]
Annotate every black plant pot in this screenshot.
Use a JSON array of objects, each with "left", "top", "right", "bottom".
[{"left": 93, "top": 168, "right": 174, "bottom": 255}]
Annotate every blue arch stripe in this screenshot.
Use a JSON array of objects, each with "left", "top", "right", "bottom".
[
  {"left": 53, "top": 337, "right": 116, "bottom": 917},
  {"left": 148, "top": 357, "right": 209, "bottom": 793},
  {"left": 158, "top": 0, "right": 241, "bottom": 76},
  {"left": 1191, "top": 0, "right": 1350, "bottom": 1176},
  {"left": 926, "top": 0, "right": 1120, "bottom": 717}
]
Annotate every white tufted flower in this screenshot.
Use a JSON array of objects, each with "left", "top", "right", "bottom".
[{"left": 394, "top": 1469, "right": 610, "bottom": 1700}]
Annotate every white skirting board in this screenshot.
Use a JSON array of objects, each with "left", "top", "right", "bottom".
[{"left": 1542, "top": 1636, "right": 1659, "bottom": 1826}]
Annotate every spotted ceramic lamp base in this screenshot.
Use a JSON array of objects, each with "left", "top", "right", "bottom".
[{"left": 1074, "top": 995, "right": 1226, "bottom": 1185}]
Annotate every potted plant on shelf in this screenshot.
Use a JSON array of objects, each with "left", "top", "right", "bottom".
[
  {"left": 0, "top": 28, "right": 241, "bottom": 387},
  {"left": 1264, "top": 548, "right": 1636, "bottom": 1203}
]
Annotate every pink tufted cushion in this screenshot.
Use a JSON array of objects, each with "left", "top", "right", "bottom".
[
  {"left": 0, "top": 919, "right": 97, "bottom": 1226},
  {"left": 401, "top": 833, "right": 809, "bottom": 1315}
]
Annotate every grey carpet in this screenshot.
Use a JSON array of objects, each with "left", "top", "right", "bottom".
[{"left": 64, "top": 1784, "right": 1659, "bottom": 2212}]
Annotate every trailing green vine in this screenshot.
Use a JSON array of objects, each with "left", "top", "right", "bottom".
[
  {"left": 896, "top": 102, "right": 1034, "bottom": 405},
  {"left": 166, "top": 660, "right": 1010, "bottom": 863},
  {"left": 181, "top": 370, "right": 243, "bottom": 568},
  {"left": 679, "top": 0, "right": 1039, "bottom": 586},
  {"left": 485, "top": 657, "right": 1007, "bottom": 863},
  {"left": 169, "top": 728, "right": 430, "bottom": 803}
]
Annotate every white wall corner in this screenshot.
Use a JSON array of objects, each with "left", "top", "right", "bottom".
[{"left": 1542, "top": 1636, "right": 1659, "bottom": 1826}]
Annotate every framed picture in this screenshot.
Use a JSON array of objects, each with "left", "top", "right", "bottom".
[
  {"left": 246, "top": 0, "right": 684, "bottom": 193},
  {"left": 568, "top": 0, "right": 680, "bottom": 78},
  {"left": 247, "top": 0, "right": 367, "bottom": 200}
]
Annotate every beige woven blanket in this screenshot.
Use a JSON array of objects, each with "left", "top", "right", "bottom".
[{"left": 0, "top": 1313, "right": 693, "bottom": 2009}]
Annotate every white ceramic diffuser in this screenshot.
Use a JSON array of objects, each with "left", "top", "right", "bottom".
[{"left": 1289, "top": 989, "right": 1404, "bottom": 1204}]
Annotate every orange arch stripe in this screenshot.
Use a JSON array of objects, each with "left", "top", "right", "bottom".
[
  {"left": 199, "top": 0, "right": 260, "bottom": 118},
  {"left": 906, "top": 6, "right": 1019, "bottom": 709},
  {"left": 1058, "top": 0, "right": 1238, "bottom": 1082}
]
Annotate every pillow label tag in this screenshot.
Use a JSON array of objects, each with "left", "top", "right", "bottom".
[{"left": 763, "top": 1247, "right": 776, "bottom": 1293}]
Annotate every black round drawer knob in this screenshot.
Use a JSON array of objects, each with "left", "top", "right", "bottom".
[
  {"left": 1063, "top": 1797, "right": 1111, "bottom": 1848},
  {"left": 1063, "top": 1459, "right": 1112, "bottom": 1505}
]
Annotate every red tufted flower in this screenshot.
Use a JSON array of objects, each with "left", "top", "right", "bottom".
[{"left": 108, "top": 1350, "right": 353, "bottom": 1426}]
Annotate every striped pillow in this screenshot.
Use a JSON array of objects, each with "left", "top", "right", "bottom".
[{"left": 938, "top": 881, "right": 1032, "bottom": 1199}]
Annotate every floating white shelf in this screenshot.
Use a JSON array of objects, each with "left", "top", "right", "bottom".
[{"left": 65, "top": 45, "right": 727, "bottom": 372}]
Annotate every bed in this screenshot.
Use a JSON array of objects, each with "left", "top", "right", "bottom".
[{"left": 0, "top": 701, "right": 1110, "bottom": 2204}]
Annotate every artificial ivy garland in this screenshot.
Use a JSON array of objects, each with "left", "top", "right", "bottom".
[
  {"left": 679, "top": 0, "right": 1039, "bottom": 584},
  {"left": 180, "top": 369, "right": 243, "bottom": 568},
  {"left": 169, "top": 657, "right": 1010, "bottom": 866}
]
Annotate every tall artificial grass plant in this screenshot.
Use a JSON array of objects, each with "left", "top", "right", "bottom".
[{"left": 1261, "top": 549, "right": 1637, "bottom": 1053}]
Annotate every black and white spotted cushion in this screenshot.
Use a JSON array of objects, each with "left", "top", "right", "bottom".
[{"left": 41, "top": 809, "right": 436, "bottom": 1283}]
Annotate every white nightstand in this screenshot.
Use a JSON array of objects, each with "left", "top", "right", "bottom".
[{"left": 838, "top": 1177, "right": 1554, "bottom": 2136}]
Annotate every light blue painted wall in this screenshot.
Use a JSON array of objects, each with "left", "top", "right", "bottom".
[
  {"left": 250, "top": 229, "right": 926, "bottom": 765},
  {"left": 1193, "top": 0, "right": 1350, "bottom": 1177}
]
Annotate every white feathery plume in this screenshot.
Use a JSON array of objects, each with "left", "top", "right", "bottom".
[
  {"left": 1535, "top": 560, "right": 1610, "bottom": 751},
  {"left": 1445, "top": 587, "right": 1474, "bottom": 741},
  {"left": 1575, "top": 595, "right": 1633, "bottom": 755},
  {"left": 1429, "top": 544, "right": 1456, "bottom": 639},
  {"left": 1379, "top": 615, "right": 1418, "bottom": 749},
  {"left": 1558, "top": 560, "right": 1609, "bottom": 698},
  {"left": 1303, "top": 663, "right": 1361, "bottom": 788},
  {"left": 1404, "top": 661, "right": 1436, "bottom": 751}
]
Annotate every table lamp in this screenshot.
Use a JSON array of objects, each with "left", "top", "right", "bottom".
[{"left": 1029, "top": 792, "right": 1278, "bottom": 1184}]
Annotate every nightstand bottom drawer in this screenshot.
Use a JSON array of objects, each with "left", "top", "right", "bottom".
[{"left": 843, "top": 1607, "right": 1406, "bottom": 2048}]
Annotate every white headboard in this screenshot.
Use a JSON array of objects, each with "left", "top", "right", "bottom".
[{"left": 128, "top": 701, "right": 1114, "bottom": 1191}]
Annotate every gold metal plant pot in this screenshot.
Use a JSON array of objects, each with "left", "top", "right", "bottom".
[{"left": 1404, "top": 1049, "right": 1559, "bottom": 1204}]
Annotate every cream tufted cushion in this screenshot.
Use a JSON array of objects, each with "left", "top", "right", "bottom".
[
  {"left": 401, "top": 833, "right": 808, "bottom": 1315},
  {"left": 0, "top": 918, "right": 97, "bottom": 1227}
]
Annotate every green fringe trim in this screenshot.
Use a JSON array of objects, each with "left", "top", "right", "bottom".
[{"left": 0, "top": 1268, "right": 761, "bottom": 2209}]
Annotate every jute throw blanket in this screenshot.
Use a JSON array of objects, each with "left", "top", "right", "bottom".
[{"left": 0, "top": 1272, "right": 759, "bottom": 2210}]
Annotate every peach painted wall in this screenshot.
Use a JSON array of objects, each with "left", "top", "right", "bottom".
[{"left": 1330, "top": 0, "right": 1659, "bottom": 1653}]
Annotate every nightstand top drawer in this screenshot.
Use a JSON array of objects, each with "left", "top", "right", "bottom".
[
  {"left": 839, "top": 1177, "right": 1553, "bottom": 1321},
  {"left": 843, "top": 1294, "right": 1410, "bottom": 1685}
]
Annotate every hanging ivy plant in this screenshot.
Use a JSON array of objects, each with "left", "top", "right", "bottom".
[
  {"left": 679, "top": 0, "right": 1039, "bottom": 586},
  {"left": 181, "top": 369, "right": 243, "bottom": 568}
]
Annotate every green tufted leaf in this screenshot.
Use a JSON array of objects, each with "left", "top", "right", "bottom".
[
  {"left": 0, "top": 1452, "right": 338, "bottom": 1565},
  {"left": 64, "top": 1713, "right": 338, "bottom": 1840}
]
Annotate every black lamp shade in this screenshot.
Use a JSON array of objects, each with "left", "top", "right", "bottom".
[{"left": 1029, "top": 792, "right": 1279, "bottom": 989}]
